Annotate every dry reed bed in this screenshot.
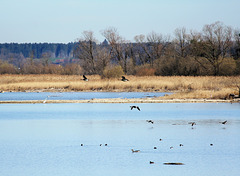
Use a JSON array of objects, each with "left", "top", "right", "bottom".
[{"left": 0, "top": 74, "right": 239, "bottom": 99}]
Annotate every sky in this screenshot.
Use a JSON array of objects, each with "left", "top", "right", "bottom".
[{"left": 0, "top": 0, "right": 239, "bottom": 43}]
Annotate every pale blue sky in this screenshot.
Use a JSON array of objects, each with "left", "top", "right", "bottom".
[{"left": 0, "top": 0, "right": 239, "bottom": 43}]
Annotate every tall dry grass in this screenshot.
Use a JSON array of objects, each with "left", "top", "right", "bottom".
[{"left": 0, "top": 74, "right": 239, "bottom": 99}]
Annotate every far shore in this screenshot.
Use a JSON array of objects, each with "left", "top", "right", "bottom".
[
  {"left": 1, "top": 75, "right": 240, "bottom": 103},
  {"left": 0, "top": 97, "right": 238, "bottom": 104}
]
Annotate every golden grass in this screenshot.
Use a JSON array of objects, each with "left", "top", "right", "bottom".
[{"left": 0, "top": 74, "right": 239, "bottom": 99}]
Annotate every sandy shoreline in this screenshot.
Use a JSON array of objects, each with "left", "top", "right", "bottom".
[{"left": 0, "top": 98, "right": 238, "bottom": 104}]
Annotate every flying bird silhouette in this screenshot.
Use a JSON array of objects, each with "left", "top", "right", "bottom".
[
  {"left": 121, "top": 76, "right": 129, "bottom": 82},
  {"left": 83, "top": 75, "right": 88, "bottom": 81},
  {"left": 188, "top": 122, "right": 196, "bottom": 126},
  {"left": 146, "top": 120, "right": 154, "bottom": 124},
  {"left": 130, "top": 106, "right": 140, "bottom": 111},
  {"left": 219, "top": 120, "right": 227, "bottom": 124}
]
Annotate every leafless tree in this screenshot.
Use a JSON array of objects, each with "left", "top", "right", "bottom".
[
  {"left": 201, "top": 21, "right": 233, "bottom": 75},
  {"left": 74, "top": 31, "right": 99, "bottom": 74},
  {"left": 101, "top": 27, "right": 132, "bottom": 74},
  {"left": 233, "top": 29, "right": 240, "bottom": 59},
  {"left": 174, "top": 27, "right": 189, "bottom": 58},
  {"left": 134, "top": 32, "right": 170, "bottom": 67}
]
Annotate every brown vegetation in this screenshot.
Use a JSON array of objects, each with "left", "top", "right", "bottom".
[{"left": 0, "top": 74, "right": 239, "bottom": 100}]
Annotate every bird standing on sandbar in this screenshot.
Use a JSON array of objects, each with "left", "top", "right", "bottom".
[{"left": 130, "top": 106, "right": 140, "bottom": 111}]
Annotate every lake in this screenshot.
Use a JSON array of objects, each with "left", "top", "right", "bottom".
[
  {"left": 0, "top": 103, "right": 240, "bottom": 176},
  {"left": 0, "top": 92, "right": 170, "bottom": 101}
]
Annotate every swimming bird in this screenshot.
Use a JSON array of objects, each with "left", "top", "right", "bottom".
[
  {"left": 130, "top": 106, "right": 140, "bottom": 111},
  {"left": 121, "top": 76, "right": 129, "bottom": 82},
  {"left": 219, "top": 120, "right": 227, "bottom": 125},
  {"left": 81, "top": 144, "right": 84, "bottom": 146},
  {"left": 131, "top": 149, "right": 140, "bottom": 153},
  {"left": 105, "top": 144, "right": 108, "bottom": 146},
  {"left": 83, "top": 75, "right": 88, "bottom": 81},
  {"left": 170, "top": 146, "right": 173, "bottom": 149},
  {"left": 179, "top": 144, "right": 183, "bottom": 147},
  {"left": 153, "top": 147, "right": 157, "bottom": 149},
  {"left": 146, "top": 120, "right": 154, "bottom": 124},
  {"left": 149, "top": 161, "right": 155, "bottom": 164}
]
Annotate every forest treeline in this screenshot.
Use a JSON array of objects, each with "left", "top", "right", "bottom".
[{"left": 0, "top": 21, "right": 240, "bottom": 76}]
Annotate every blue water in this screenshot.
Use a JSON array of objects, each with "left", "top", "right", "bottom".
[
  {"left": 0, "top": 92, "right": 170, "bottom": 101},
  {"left": 0, "top": 103, "right": 240, "bottom": 176}
]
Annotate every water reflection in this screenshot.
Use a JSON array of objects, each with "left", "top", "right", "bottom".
[{"left": 0, "top": 103, "right": 239, "bottom": 176}]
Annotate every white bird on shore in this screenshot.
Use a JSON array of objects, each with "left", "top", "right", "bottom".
[{"left": 43, "top": 96, "right": 50, "bottom": 104}]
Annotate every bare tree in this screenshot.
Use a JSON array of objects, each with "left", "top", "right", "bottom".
[
  {"left": 101, "top": 27, "right": 132, "bottom": 74},
  {"left": 188, "top": 22, "right": 233, "bottom": 75},
  {"left": 134, "top": 31, "right": 170, "bottom": 67},
  {"left": 74, "top": 31, "right": 98, "bottom": 74},
  {"left": 201, "top": 21, "right": 233, "bottom": 75},
  {"left": 174, "top": 27, "right": 189, "bottom": 58},
  {"left": 233, "top": 29, "right": 240, "bottom": 59},
  {"left": 95, "top": 47, "right": 111, "bottom": 75}
]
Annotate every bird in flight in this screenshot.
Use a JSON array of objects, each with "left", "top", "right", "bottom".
[
  {"left": 121, "top": 76, "right": 129, "bottom": 82},
  {"left": 83, "top": 75, "right": 88, "bottom": 81},
  {"left": 130, "top": 106, "right": 140, "bottom": 111},
  {"left": 219, "top": 120, "right": 227, "bottom": 124},
  {"left": 146, "top": 120, "right": 154, "bottom": 124},
  {"left": 188, "top": 122, "right": 196, "bottom": 126}
]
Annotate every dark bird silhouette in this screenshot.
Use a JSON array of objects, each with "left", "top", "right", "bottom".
[
  {"left": 149, "top": 161, "right": 155, "bottom": 164},
  {"left": 219, "top": 120, "right": 227, "bottom": 125},
  {"left": 121, "top": 76, "right": 129, "bottom": 82},
  {"left": 130, "top": 106, "right": 140, "bottom": 111},
  {"left": 146, "top": 120, "right": 154, "bottom": 124},
  {"left": 188, "top": 122, "right": 196, "bottom": 126},
  {"left": 179, "top": 144, "right": 183, "bottom": 147},
  {"left": 131, "top": 149, "right": 140, "bottom": 153},
  {"left": 83, "top": 75, "right": 88, "bottom": 81}
]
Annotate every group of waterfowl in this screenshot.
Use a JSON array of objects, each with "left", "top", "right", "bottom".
[
  {"left": 82, "top": 75, "right": 129, "bottom": 82},
  {"left": 130, "top": 118, "right": 228, "bottom": 164},
  {"left": 79, "top": 118, "right": 228, "bottom": 165}
]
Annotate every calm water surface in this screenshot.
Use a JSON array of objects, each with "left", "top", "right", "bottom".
[
  {"left": 0, "top": 92, "right": 170, "bottom": 101},
  {"left": 0, "top": 103, "right": 240, "bottom": 176}
]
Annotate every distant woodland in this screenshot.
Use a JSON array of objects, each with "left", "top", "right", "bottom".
[{"left": 1, "top": 21, "right": 240, "bottom": 76}]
